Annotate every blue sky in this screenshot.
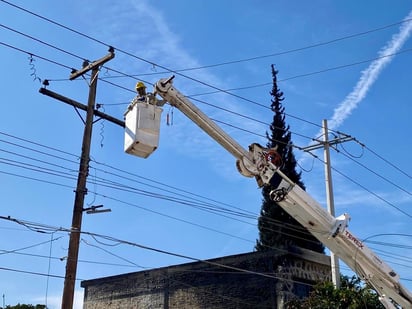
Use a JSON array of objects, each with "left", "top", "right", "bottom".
[{"left": 1, "top": 1, "right": 412, "bottom": 308}]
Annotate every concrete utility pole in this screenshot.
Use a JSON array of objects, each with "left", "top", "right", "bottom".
[
  {"left": 322, "top": 119, "right": 340, "bottom": 288},
  {"left": 301, "top": 119, "right": 354, "bottom": 288},
  {"left": 56, "top": 51, "right": 114, "bottom": 309}
]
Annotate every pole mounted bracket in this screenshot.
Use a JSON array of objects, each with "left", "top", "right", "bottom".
[
  {"left": 69, "top": 50, "right": 115, "bottom": 80},
  {"left": 82, "top": 205, "right": 111, "bottom": 214}
]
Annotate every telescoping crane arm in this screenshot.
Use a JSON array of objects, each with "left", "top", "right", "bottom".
[
  {"left": 151, "top": 76, "right": 412, "bottom": 309},
  {"left": 154, "top": 76, "right": 280, "bottom": 187}
]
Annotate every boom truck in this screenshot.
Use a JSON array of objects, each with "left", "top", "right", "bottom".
[{"left": 124, "top": 75, "right": 412, "bottom": 309}]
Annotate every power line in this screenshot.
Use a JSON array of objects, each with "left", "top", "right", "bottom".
[
  {"left": 1, "top": 137, "right": 406, "bottom": 253},
  {"left": 0, "top": 214, "right": 313, "bottom": 283},
  {"left": 4, "top": 22, "right": 412, "bottom": 144},
  {"left": 2, "top": 129, "right": 410, "bottom": 245},
  {"left": 0, "top": 266, "right": 81, "bottom": 280},
  {"left": 0, "top": 248, "right": 137, "bottom": 269},
  {"left": 0, "top": 130, "right": 318, "bottom": 235},
  {"left": 331, "top": 164, "right": 412, "bottom": 219},
  {"left": 363, "top": 144, "right": 412, "bottom": 180},
  {"left": 0, "top": 144, "right": 323, "bottom": 248},
  {"left": 140, "top": 18, "right": 412, "bottom": 72},
  {"left": 0, "top": 161, "right": 329, "bottom": 248},
  {"left": 80, "top": 238, "right": 148, "bottom": 269},
  {"left": 4, "top": 1, "right": 412, "bottom": 136},
  {"left": 0, "top": 23, "right": 85, "bottom": 62},
  {"left": 0, "top": 236, "right": 63, "bottom": 256},
  {"left": 6, "top": 0, "right": 410, "bottom": 78},
  {"left": 2, "top": 132, "right": 412, "bottom": 286},
  {"left": 0, "top": 38, "right": 314, "bottom": 136},
  {"left": 185, "top": 45, "right": 412, "bottom": 97},
  {"left": 302, "top": 149, "right": 412, "bottom": 220},
  {"left": 0, "top": 129, "right": 340, "bottom": 244},
  {"left": 0, "top": 144, "right": 327, "bottom": 248},
  {"left": 338, "top": 147, "right": 412, "bottom": 197},
  {"left": 5, "top": 214, "right": 411, "bottom": 290},
  {"left": 0, "top": 41, "right": 73, "bottom": 71}
]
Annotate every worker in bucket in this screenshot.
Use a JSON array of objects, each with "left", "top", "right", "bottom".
[
  {"left": 128, "top": 81, "right": 166, "bottom": 112},
  {"left": 135, "top": 81, "right": 147, "bottom": 102}
]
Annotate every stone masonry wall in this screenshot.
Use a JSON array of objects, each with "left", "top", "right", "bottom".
[{"left": 82, "top": 249, "right": 331, "bottom": 309}]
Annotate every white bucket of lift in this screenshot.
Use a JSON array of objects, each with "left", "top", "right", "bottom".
[{"left": 124, "top": 102, "right": 163, "bottom": 158}]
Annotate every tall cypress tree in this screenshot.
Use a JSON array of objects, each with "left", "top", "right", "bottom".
[{"left": 255, "top": 65, "right": 324, "bottom": 253}]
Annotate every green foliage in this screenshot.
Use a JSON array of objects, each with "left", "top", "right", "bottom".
[
  {"left": 255, "top": 64, "right": 324, "bottom": 253},
  {"left": 285, "top": 275, "right": 385, "bottom": 309}
]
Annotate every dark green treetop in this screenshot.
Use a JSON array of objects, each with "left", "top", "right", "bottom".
[{"left": 255, "top": 64, "right": 324, "bottom": 253}]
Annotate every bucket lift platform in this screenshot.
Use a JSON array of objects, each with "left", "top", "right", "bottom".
[{"left": 124, "top": 100, "right": 163, "bottom": 158}]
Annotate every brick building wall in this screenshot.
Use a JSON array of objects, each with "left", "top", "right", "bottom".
[{"left": 82, "top": 249, "right": 331, "bottom": 309}]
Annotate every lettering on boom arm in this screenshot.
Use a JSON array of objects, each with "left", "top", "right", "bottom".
[{"left": 345, "top": 230, "right": 364, "bottom": 249}]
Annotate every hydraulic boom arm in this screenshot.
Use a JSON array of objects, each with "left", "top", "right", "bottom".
[
  {"left": 146, "top": 76, "right": 412, "bottom": 308},
  {"left": 154, "top": 76, "right": 281, "bottom": 187}
]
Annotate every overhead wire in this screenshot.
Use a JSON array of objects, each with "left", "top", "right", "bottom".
[
  {"left": 0, "top": 238, "right": 302, "bottom": 307},
  {"left": 2, "top": 128, "right": 411, "bottom": 243},
  {"left": 0, "top": 23, "right": 85, "bottom": 63},
  {"left": 3, "top": 0, "right": 412, "bottom": 73},
  {"left": 1, "top": 30, "right": 411, "bottom": 210},
  {"left": 371, "top": 249, "right": 412, "bottom": 269},
  {"left": 187, "top": 45, "right": 412, "bottom": 96},
  {"left": 2, "top": 7, "right": 412, "bottom": 252},
  {"left": 0, "top": 265, "right": 81, "bottom": 280},
  {"left": 0, "top": 131, "right": 327, "bottom": 248},
  {"left": 0, "top": 33, "right": 317, "bottom": 141},
  {"left": 332, "top": 162, "right": 412, "bottom": 219},
  {"left": 339, "top": 140, "right": 412, "bottom": 196},
  {"left": 0, "top": 37, "right": 316, "bottom": 158},
  {"left": 1, "top": 1, "right": 410, "bottom": 288},
  {"left": 81, "top": 238, "right": 148, "bottom": 269},
  {"left": 0, "top": 247, "right": 137, "bottom": 269},
  {"left": 83, "top": 238, "right": 279, "bottom": 308},
  {"left": 0, "top": 236, "right": 63, "bottom": 256},
  {"left": 0, "top": 160, "right": 328, "bottom": 249},
  {"left": 8, "top": 214, "right": 412, "bottom": 288},
  {"left": 135, "top": 17, "right": 412, "bottom": 73},
  {"left": 0, "top": 41, "right": 73, "bottom": 71},
  {"left": 94, "top": 192, "right": 326, "bottom": 248},
  {"left": 0, "top": 131, "right": 317, "bottom": 239},
  {"left": 1, "top": 134, "right": 410, "bottom": 282},
  {"left": 337, "top": 146, "right": 412, "bottom": 197},
  {"left": 188, "top": 95, "right": 315, "bottom": 141},
  {"left": 4, "top": 18, "right": 412, "bottom": 148},
  {"left": 303, "top": 148, "right": 412, "bottom": 219},
  {"left": 4, "top": 0, "right": 412, "bottom": 136},
  {"left": 0, "top": 214, "right": 326, "bottom": 285},
  {"left": 362, "top": 233, "right": 412, "bottom": 278},
  {"left": 2, "top": 129, "right": 410, "bottom": 252},
  {"left": 0, "top": 133, "right": 245, "bottom": 223},
  {"left": 363, "top": 144, "right": 412, "bottom": 181}
]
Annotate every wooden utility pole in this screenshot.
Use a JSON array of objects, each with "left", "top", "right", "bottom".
[
  {"left": 40, "top": 50, "right": 123, "bottom": 308},
  {"left": 60, "top": 51, "right": 114, "bottom": 309},
  {"left": 301, "top": 119, "right": 354, "bottom": 288}
]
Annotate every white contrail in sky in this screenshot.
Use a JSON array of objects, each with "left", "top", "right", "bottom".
[{"left": 319, "top": 10, "right": 412, "bottom": 136}]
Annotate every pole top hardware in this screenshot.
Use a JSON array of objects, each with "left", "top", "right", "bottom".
[
  {"left": 82, "top": 205, "right": 111, "bottom": 215},
  {"left": 69, "top": 50, "right": 115, "bottom": 80}
]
